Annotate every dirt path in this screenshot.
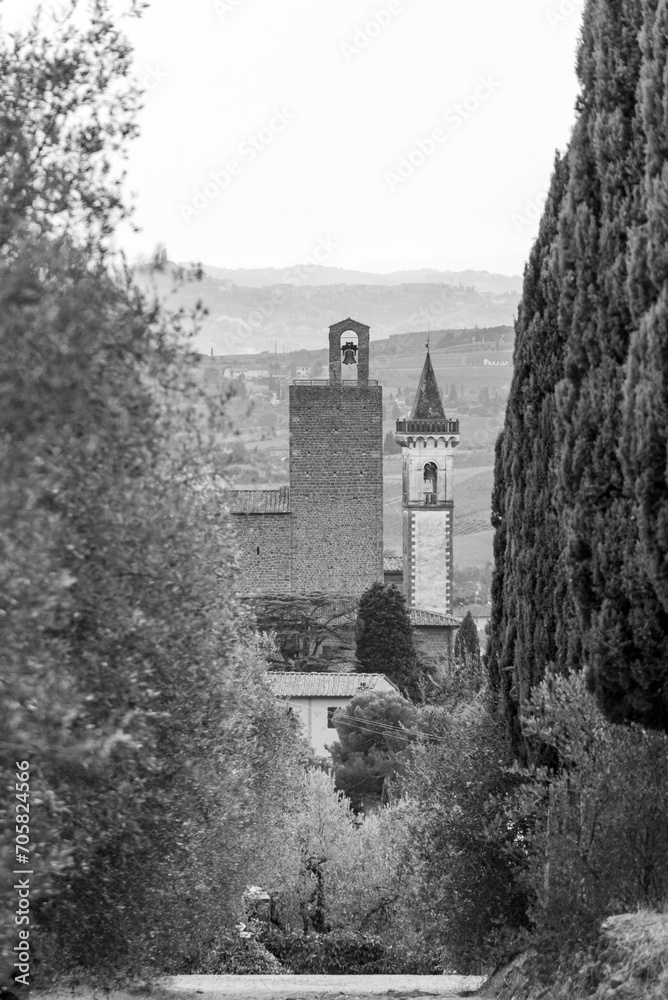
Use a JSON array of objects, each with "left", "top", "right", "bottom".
[{"left": 159, "top": 973, "right": 487, "bottom": 999}]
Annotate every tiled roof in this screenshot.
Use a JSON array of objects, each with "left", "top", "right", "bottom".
[
  {"left": 225, "top": 486, "right": 290, "bottom": 514},
  {"left": 410, "top": 608, "right": 461, "bottom": 628},
  {"left": 383, "top": 556, "right": 403, "bottom": 573},
  {"left": 268, "top": 672, "right": 397, "bottom": 698},
  {"left": 457, "top": 604, "right": 492, "bottom": 619}
]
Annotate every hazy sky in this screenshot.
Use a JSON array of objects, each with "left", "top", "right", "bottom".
[{"left": 3, "top": 0, "right": 587, "bottom": 274}]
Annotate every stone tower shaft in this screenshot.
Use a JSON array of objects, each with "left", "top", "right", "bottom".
[
  {"left": 289, "top": 318, "right": 383, "bottom": 596},
  {"left": 395, "top": 351, "right": 460, "bottom": 616}
]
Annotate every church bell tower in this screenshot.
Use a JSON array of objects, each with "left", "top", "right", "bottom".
[
  {"left": 289, "top": 318, "right": 383, "bottom": 596},
  {"left": 395, "top": 349, "right": 460, "bottom": 615}
]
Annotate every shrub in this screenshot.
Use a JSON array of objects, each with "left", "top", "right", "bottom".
[
  {"left": 261, "top": 928, "right": 386, "bottom": 974},
  {"left": 401, "top": 699, "right": 532, "bottom": 973},
  {"left": 261, "top": 927, "right": 439, "bottom": 975},
  {"left": 173, "top": 930, "right": 288, "bottom": 975},
  {"left": 511, "top": 674, "right": 668, "bottom": 960}
]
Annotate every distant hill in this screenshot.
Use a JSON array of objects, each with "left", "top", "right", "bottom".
[
  {"left": 136, "top": 262, "right": 520, "bottom": 355},
  {"left": 192, "top": 263, "right": 523, "bottom": 295}
]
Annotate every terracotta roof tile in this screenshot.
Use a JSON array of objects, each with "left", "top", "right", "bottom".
[
  {"left": 268, "top": 672, "right": 398, "bottom": 698},
  {"left": 410, "top": 608, "right": 461, "bottom": 628},
  {"left": 225, "top": 486, "right": 290, "bottom": 514}
]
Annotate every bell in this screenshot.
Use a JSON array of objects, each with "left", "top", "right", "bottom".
[{"left": 342, "top": 341, "right": 358, "bottom": 365}]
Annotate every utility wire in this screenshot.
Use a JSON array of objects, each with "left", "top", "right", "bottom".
[{"left": 332, "top": 713, "right": 450, "bottom": 744}]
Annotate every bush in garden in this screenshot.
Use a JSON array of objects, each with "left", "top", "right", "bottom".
[
  {"left": 510, "top": 674, "right": 668, "bottom": 961},
  {"left": 330, "top": 691, "right": 419, "bottom": 808},
  {"left": 260, "top": 928, "right": 387, "bottom": 974},
  {"left": 400, "top": 699, "right": 532, "bottom": 974},
  {"left": 173, "top": 929, "right": 288, "bottom": 975},
  {"left": 261, "top": 927, "right": 439, "bottom": 975}
]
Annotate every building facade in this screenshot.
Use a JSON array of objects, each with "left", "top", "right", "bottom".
[{"left": 268, "top": 672, "right": 398, "bottom": 756}]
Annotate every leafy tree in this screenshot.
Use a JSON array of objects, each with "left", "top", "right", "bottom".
[
  {"left": 0, "top": 1, "right": 305, "bottom": 982},
  {"left": 402, "top": 701, "right": 530, "bottom": 973},
  {"left": 330, "top": 691, "right": 418, "bottom": 808},
  {"left": 501, "top": 674, "right": 668, "bottom": 959},
  {"left": 356, "top": 583, "right": 425, "bottom": 699},
  {"left": 250, "top": 593, "right": 357, "bottom": 668}
]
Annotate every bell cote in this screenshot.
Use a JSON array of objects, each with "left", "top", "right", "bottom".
[{"left": 328, "top": 318, "right": 370, "bottom": 385}]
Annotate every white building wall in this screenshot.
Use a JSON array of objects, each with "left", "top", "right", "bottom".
[{"left": 280, "top": 679, "right": 397, "bottom": 757}]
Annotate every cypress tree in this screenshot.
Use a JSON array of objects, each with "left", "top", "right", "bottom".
[
  {"left": 488, "top": 0, "right": 668, "bottom": 743},
  {"left": 555, "top": 0, "right": 668, "bottom": 730},
  {"left": 486, "top": 155, "right": 577, "bottom": 761},
  {"left": 623, "top": 0, "right": 668, "bottom": 613},
  {"left": 356, "top": 583, "right": 423, "bottom": 700}
]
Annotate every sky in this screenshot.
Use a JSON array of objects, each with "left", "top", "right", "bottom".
[{"left": 2, "top": 0, "right": 587, "bottom": 274}]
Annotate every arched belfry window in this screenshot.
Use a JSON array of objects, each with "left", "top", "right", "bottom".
[
  {"left": 423, "top": 462, "right": 437, "bottom": 504},
  {"left": 328, "top": 318, "right": 370, "bottom": 384},
  {"left": 340, "top": 331, "right": 358, "bottom": 383}
]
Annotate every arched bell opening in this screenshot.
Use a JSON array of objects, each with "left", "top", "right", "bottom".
[
  {"left": 340, "top": 331, "right": 359, "bottom": 383},
  {"left": 423, "top": 461, "right": 438, "bottom": 505}
]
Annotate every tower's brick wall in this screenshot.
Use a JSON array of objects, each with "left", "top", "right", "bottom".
[
  {"left": 289, "top": 384, "right": 383, "bottom": 595},
  {"left": 231, "top": 514, "right": 291, "bottom": 594}
]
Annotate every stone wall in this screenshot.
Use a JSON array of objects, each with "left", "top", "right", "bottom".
[
  {"left": 414, "top": 625, "right": 454, "bottom": 662},
  {"left": 404, "top": 504, "right": 454, "bottom": 614},
  {"left": 289, "top": 383, "right": 383, "bottom": 596},
  {"left": 231, "top": 513, "right": 292, "bottom": 594}
]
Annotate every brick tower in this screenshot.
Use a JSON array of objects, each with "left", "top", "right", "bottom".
[
  {"left": 395, "top": 349, "right": 460, "bottom": 614},
  {"left": 289, "top": 318, "right": 383, "bottom": 595}
]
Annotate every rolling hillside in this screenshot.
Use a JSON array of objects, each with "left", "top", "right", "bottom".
[{"left": 137, "top": 263, "right": 520, "bottom": 355}]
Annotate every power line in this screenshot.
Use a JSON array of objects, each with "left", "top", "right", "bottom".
[{"left": 332, "top": 713, "right": 450, "bottom": 745}]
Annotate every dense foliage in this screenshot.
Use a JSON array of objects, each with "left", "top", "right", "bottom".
[
  {"left": 403, "top": 700, "right": 531, "bottom": 973},
  {"left": 0, "top": 4, "right": 306, "bottom": 984},
  {"left": 356, "top": 583, "right": 427, "bottom": 699},
  {"left": 514, "top": 675, "right": 668, "bottom": 959},
  {"left": 487, "top": 0, "right": 668, "bottom": 744},
  {"left": 249, "top": 593, "right": 357, "bottom": 669},
  {"left": 329, "top": 691, "right": 418, "bottom": 807}
]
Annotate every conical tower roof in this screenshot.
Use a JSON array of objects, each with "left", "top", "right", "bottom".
[{"left": 411, "top": 350, "right": 445, "bottom": 419}]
